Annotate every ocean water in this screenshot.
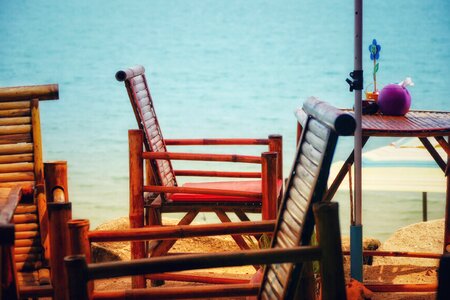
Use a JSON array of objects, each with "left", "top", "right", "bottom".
[{"left": 1, "top": 0, "right": 448, "bottom": 241}]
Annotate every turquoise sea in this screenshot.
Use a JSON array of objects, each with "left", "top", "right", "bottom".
[{"left": 1, "top": 0, "right": 449, "bottom": 241}]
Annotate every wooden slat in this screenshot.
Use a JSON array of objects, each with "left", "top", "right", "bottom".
[
  {"left": 131, "top": 75, "right": 144, "bottom": 86},
  {"left": 0, "top": 181, "right": 35, "bottom": 191},
  {"left": 14, "top": 246, "right": 42, "bottom": 255},
  {"left": 0, "top": 84, "right": 58, "bottom": 101},
  {"left": 285, "top": 198, "right": 306, "bottom": 220},
  {"left": 14, "top": 238, "right": 41, "bottom": 248},
  {"left": 0, "top": 153, "right": 33, "bottom": 164},
  {"left": 0, "top": 101, "right": 31, "bottom": 110},
  {"left": 279, "top": 222, "right": 299, "bottom": 245},
  {"left": 291, "top": 176, "right": 311, "bottom": 200},
  {"left": 15, "top": 223, "right": 39, "bottom": 232},
  {"left": 0, "top": 109, "right": 30, "bottom": 118},
  {"left": 0, "top": 125, "right": 31, "bottom": 135},
  {"left": 298, "top": 153, "right": 318, "bottom": 176},
  {"left": 13, "top": 213, "right": 37, "bottom": 224},
  {"left": 0, "top": 143, "right": 33, "bottom": 155},
  {"left": 14, "top": 253, "right": 42, "bottom": 263},
  {"left": 0, "top": 133, "right": 32, "bottom": 144},
  {"left": 0, "top": 116, "right": 31, "bottom": 126},
  {"left": 304, "top": 130, "right": 327, "bottom": 153},
  {"left": 300, "top": 140, "right": 323, "bottom": 166},
  {"left": 15, "top": 231, "right": 39, "bottom": 239},
  {"left": 294, "top": 165, "right": 315, "bottom": 189},
  {"left": 265, "top": 270, "right": 284, "bottom": 299},
  {"left": 15, "top": 204, "right": 37, "bottom": 214},
  {"left": 0, "top": 162, "right": 33, "bottom": 173},
  {"left": 0, "top": 172, "right": 34, "bottom": 182},
  {"left": 308, "top": 119, "right": 330, "bottom": 141},
  {"left": 283, "top": 209, "right": 302, "bottom": 230}
]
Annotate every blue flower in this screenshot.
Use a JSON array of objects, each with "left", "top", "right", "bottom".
[{"left": 369, "top": 39, "right": 381, "bottom": 60}]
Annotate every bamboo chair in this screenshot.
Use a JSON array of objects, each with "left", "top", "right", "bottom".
[
  {"left": 116, "top": 65, "right": 283, "bottom": 254},
  {"left": 65, "top": 97, "right": 356, "bottom": 299},
  {"left": 0, "top": 85, "right": 71, "bottom": 299}
]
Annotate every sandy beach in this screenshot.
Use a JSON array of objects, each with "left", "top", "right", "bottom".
[{"left": 91, "top": 217, "right": 442, "bottom": 299}]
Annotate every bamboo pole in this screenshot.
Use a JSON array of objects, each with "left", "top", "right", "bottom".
[
  {"left": 268, "top": 135, "right": 283, "bottom": 181},
  {"left": 342, "top": 250, "right": 441, "bottom": 259},
  {"left": 67, "top": 219, "right": 92, "bottom": 297},
  {"left": 313, "top": 202, "right": 347, "bottom": 300},
  {"left": 261, "top": 152, "right": 278, "bottom": 220},
  {"left": 30, "top": 98, "right": 50, "bottom": 263},
  {"left": 87, "top": 246, "right": 321, "bottom": 280},
  {"left": 64, "top": 255, "right": 89, "bottom": 300},
  {"left": 44, "top": 161, "right": 68, "bottom": 203},
  {"left": 143, "top": 152, "right": 262, "bottom": 164},
  {"left": 67, "top": 219, "right": 91, "bottom": 259},
  {"left": 93, "top": 284, "right": 260, "bottom": 299},
  {"left": 144, "top": 185, "right": 262, "bottom": 199},
  {"left": 174, "top": 170, "right": 261, "bottom": 178},
  {"left": 88, "top": 220, "right": 275, "bottom": 243},
  {"left": 48, "top": 202, "right": 72, "bottom": 300},
  {"left": 164, "top": 138, "right": 269, "bottom": 145},
  {"left": 0, "top": 84, "right": 58, "bottom": 101},
  {"left": 128, "top": 130, "right": 146, "bottom": 288}
]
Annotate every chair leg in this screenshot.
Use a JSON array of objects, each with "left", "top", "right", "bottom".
[
  {"left": 214, "top": 209, "right": 251, "bottom": 251},
  {"left": 150, "top": 209, "right": 200, "bottom": 258},
  {"left": 146, "top": 207, "right": 162, "bottom": 255},
  {"left": 234, "top": 209, "right": 262, "bottom": 241}
]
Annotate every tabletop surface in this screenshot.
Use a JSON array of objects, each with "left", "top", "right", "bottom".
[{"left": 348, "top": 110, "right": 450, "bottom": 136}]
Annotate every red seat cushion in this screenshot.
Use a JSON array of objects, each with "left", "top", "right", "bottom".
[{"left": 169, "top": 180, "right": 282, "bottom": 203}]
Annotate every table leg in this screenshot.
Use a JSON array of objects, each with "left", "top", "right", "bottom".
[
  {"left": 324, "top": 136, "right": 369, "bottom": 201},
  {"left": 444, "top": 136, "right": 450, "bottom": 253}
]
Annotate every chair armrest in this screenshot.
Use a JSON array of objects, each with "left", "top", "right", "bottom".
[
  {"left": 144, "top": 185, "right": 262, "bottom": 199},
  {"left": 165, "top": 138, "right": 270, "bottom": 146},
  {"left": 0, "top": 185, "right": 22, "bottom": 246},
  {"left": 143, "top": 152, "right": 261, "bottom": 164},
  {"left": 0, "top": 185, "right": 22, "bottom": 225},
  {"left": 88, "top": 220, "right": 276, "bottom": 243}
]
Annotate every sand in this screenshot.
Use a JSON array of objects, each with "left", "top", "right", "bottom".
[{"left": 92, "top": 217, "right": 442, "bottom": 299}]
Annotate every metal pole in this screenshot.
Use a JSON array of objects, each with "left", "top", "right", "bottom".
[{"left": 351, "top": 0, "right": 364, "bottom": 281}]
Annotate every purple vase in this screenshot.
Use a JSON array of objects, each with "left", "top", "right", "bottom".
[{"left": 378, "top": 84, "right": 411, "bottom": 116}]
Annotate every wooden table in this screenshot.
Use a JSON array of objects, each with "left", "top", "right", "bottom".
[{"left": 322, "top": 110, "right": 450, "bottom": 250}]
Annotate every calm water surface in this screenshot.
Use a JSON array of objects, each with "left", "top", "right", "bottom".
[{"left": 1, "top": 0, "right": 449, "bottom": 240}]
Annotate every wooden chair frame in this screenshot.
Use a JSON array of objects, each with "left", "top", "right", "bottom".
[
  {"left": 117, "top": 65, "right": 283, "bottom": 260},
  {"left": 0, "top": 85, "right": 71, "bottom": 299},
  {"left": 66, "top": 97, "right": 356, "bottom": 299}
]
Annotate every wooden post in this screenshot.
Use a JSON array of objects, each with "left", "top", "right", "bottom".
[
  {"left": 268, "top": 135, "right": 283, "bottom": 181},
  {"left": 0, "top": 224, "right": 18, "bottom": 300},
  {"left": 44, "top": 161, "right": 69, "bottom": 203},
  {"left": 67, "top": 219, "right": 92, "bottom": 297},
  {"left": 422, "top": 192, "right": 428, "bottom": 222},
  {"left": 48, "top": 202, "right": 72, "bottom": 300},
  {"left": 64, "top": 255, "right": 89, "bottom": 300},
  {"left": 31, "top": 98, "right": 50, "bottom": 262},
  {"left": 129, "top": 130, "right": 146, "bottom": 288},
  {"left": 313, "top": 202, "right": 346, "bottom": 300},
  {"left": 67, "top": 219, "right": 91, "bottom": 259},
  {"left": 261, "top": 152, "right": 278, "bottom": 220}
]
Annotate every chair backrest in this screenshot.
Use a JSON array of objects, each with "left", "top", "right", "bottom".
[
  {"left": 116, "top": 66, "right": 177, "bottom": 189},
  {"left": 259, "top": 97, "right": 355, "bottom": 299},
  {"left": 0, "top": 84, "right": 58, "bottom": 286}
]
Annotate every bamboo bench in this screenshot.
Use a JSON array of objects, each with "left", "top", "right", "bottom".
[{"left": 0, "top": 84, "right": 71, "bottom": 299}]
